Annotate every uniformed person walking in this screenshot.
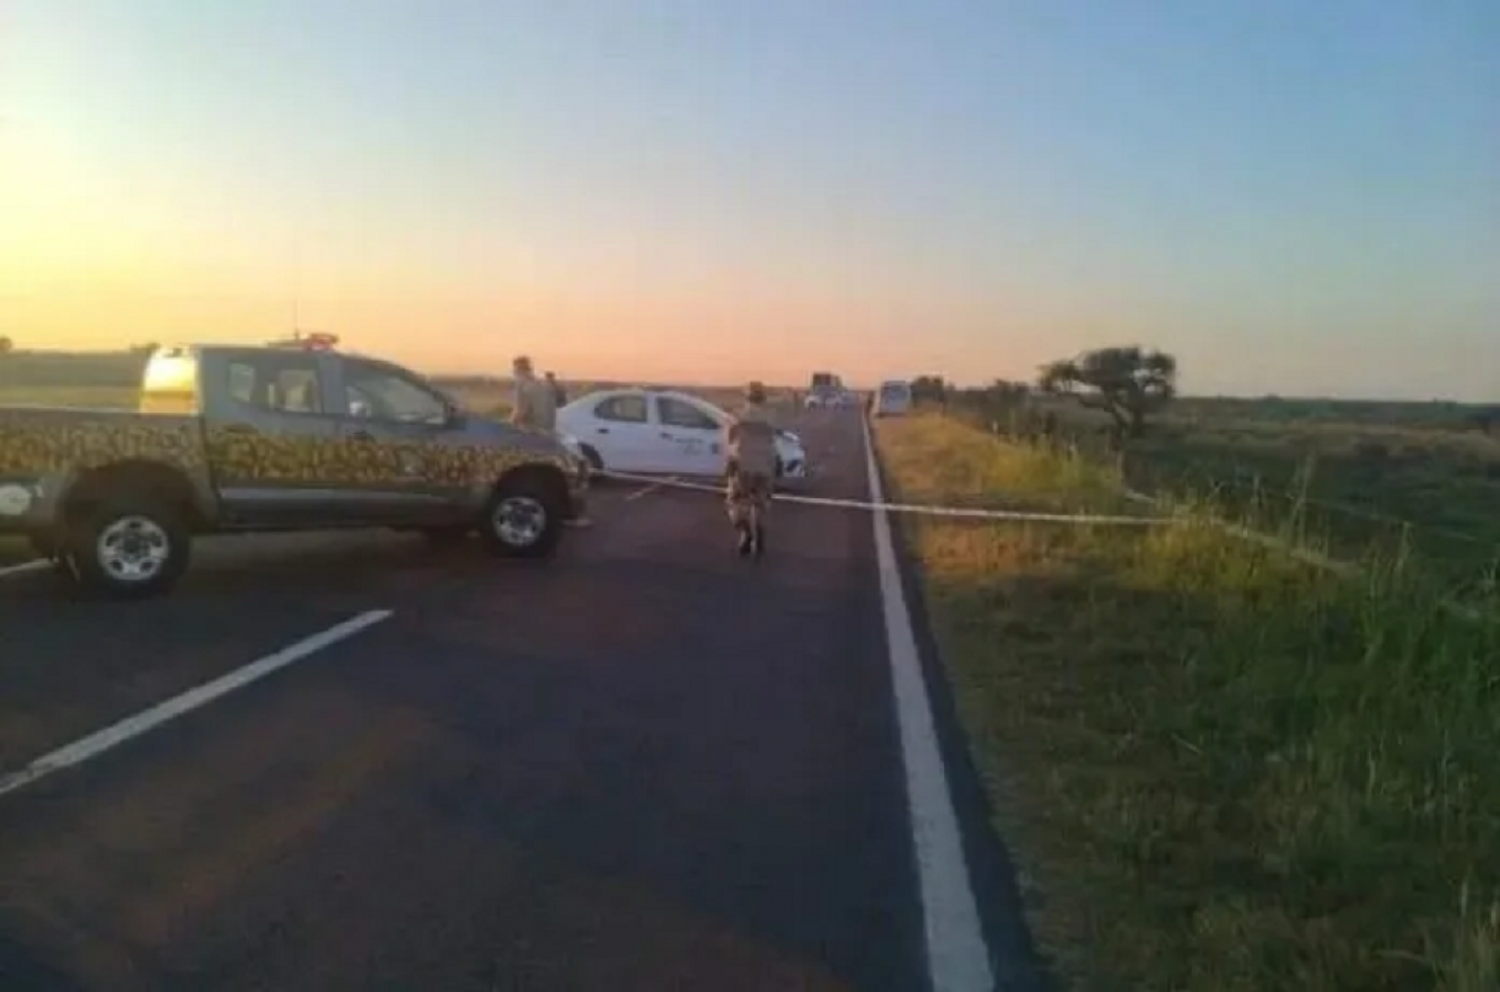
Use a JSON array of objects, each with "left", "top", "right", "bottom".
[{"left": 724, "top": 381, "right": 778, "bottom": 557}]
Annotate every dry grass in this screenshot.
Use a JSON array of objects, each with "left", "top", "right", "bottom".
[{"left": 877, "top": 413, "right": 1500, "bottom": 991}]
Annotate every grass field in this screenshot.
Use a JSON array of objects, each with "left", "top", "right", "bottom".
[
  {"left": 877, "top": 413, "right": 1500, "bottom": 991},
  {"left": 965, "top": 395, "right": 1500, "bottom": 599}
]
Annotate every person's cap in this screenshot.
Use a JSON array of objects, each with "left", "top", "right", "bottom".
[{"left": 513, "top": 355, "right": 532, "bottom": 372}]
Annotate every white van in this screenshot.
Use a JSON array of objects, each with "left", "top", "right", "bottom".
[{"left": 873, "top": 379, "right": 912, "bottom": 417}]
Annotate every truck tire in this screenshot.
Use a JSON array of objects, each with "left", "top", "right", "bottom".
[
  {"left": 67, "top": 495, "right": 192, "bottom": 599},
  {"left": 479, "top": 471, "right": 566, "bottom": 559}
]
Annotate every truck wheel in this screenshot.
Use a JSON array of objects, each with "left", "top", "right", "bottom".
[
  {"left": 479, "top": 473, "right": 565, "bottom": 559},
  {"left": 67, "top": 497, "right": 191, "bottom": 599}
]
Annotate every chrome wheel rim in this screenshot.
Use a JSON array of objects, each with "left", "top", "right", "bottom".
[
  {"left": 492, "top": 496, "right": 546, "bottom": 547},
  {"left": 96, "top": 516, "right": 171, "bottom": 583}
]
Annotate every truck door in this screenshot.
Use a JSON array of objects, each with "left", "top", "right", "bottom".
[
  {"left": 327, "top": 357, "right": 468, "bottom": 525},
  {"left": 205, "top": 350, "right": 365, "bottom": 526}
]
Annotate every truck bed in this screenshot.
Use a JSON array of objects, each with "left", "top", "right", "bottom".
[{"left": 0, "top": 407, "right": 207, "bottom": 478}]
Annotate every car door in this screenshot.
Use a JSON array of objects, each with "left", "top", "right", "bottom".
[
  {"left": 205, "top": 349, "right": 364, "bottom": 526},
  {"left": 654, "top": 395, "right": 725, "bottom": 477},
  {"left": 328, "top": 358, "right": 467, "bottom": 524},
  {"left": 582, "top": 393, "right": 660, "bottom": 473}
]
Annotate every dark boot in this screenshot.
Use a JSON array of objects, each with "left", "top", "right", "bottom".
[{"left": 752, "top": 522, "right": 766, "bottom": 558}]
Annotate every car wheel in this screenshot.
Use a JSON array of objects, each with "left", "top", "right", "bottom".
[
  {"left": 67, "top": 496, "right": 192, "bottom": 599},
  {"left": 480, "top": 471, "right": 567, "bottom": 559}
]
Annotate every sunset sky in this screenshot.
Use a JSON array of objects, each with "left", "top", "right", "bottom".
[{"left": 2, "top": 1, "right": 1496, "bottom": 397}]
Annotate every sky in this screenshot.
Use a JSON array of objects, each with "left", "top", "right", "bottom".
[{"left": 1, "top": 0, "right": 1496, "bottom": 398}]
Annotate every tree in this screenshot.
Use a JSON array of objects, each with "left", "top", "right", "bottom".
[
  {"left": 0, "top": 336, "right": 11, "bottom": 356},
  {"left": 1038, "top": 345, "right": 1177, "bottom": 437},
  {"left": 908, "top": 375, "right": 949, "bottom": 404}
]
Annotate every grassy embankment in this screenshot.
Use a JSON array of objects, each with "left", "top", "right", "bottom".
[
  {"left": 876, "top": 412, "right": 1500, "bottom": 991},
  {"left": 1001, "top": 397, "right": 1500, "bottom": 598}
]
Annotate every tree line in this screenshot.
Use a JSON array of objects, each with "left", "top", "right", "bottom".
[{"left": 908, "top": 345, "right": 1499, "bottom": 439}]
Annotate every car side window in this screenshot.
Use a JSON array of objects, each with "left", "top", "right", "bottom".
[
  {"left": 657, "top": 397, "right": 719, "bottom": 431},
  {"left": 594, "top": 394, "right": 648, "bottom": 423},
  {"left": 341, "top": 361, "right": 449, "bottom": 424},
  {"left": 227, "top": 357, "right": 325, "bottom": 415}
]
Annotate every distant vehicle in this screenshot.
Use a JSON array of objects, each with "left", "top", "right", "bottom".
[
  {"left": 873, "top": 380, "right": 913, "bottom": 417},
  {"left": 0, "top": 338, "right": 590, "bottom": 598},
  {"left": 558, "top": 388, "right": 808, "bottom": 486},
  {"left": 804, "top": 372, "right": 853, "bottom": 410}
]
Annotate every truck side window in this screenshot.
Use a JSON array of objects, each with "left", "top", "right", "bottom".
[
  {"left": 227, "top": 357, "right": 324, "bottom": 415},
  {"left": 343, "top": 362, "right": 448, "bottom": 424}
]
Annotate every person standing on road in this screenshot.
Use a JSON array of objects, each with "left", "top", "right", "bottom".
[
  {"left": 511, "top": 356, "right": 593, "bottom": 529},
  {"left": 724, "top": 381, "right": 778, "bottom": 557},
  {"left": 544, "top": 370, "right": 568, "bottom": 408},
  {"left": 509, "top": 355, "right": 557, "bottom": 433}
]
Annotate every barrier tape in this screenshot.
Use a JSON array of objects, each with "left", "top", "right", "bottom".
[
  {"left": 598, "top": 470, "right": 1490, "bottom": 619},
  {"left": 596, "top": 470, "right": 1168, "bottom": 527}
]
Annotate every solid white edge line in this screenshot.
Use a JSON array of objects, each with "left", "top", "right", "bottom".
[
  {"left": 0, "top": 609, "right": 394, "bottom": 800},
  {"left": 0, "top": 559, "right": 50, "bottom": 580},
  {"left": 863, "top": 417, "right": 995, "bottom": 991}
]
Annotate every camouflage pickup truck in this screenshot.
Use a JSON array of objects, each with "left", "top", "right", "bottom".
[{"left": 0, "top": 339, "right": 590, "bottom": 598}]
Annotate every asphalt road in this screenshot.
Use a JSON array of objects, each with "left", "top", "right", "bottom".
[{"left": 0, "top": 411, "right": 1003, "bottom": 991}]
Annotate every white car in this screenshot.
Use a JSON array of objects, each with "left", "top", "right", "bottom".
[
  {"left": 803, "top": 387, "right": 856, "bottom": 410},
  {"left": 557, "top": 388, "right": 809, "bottom": 485},
  {"left": 873, "top": 380, "right": 912, "bottom": 416}
]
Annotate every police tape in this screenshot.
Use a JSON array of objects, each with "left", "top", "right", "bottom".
[{"left": 596, "top": 470, "right": 1169, "bottom": 526}]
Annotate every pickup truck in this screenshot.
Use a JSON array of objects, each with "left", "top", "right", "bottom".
[{"left": 0, "top": 339, "right": 590, "bottom": 598}]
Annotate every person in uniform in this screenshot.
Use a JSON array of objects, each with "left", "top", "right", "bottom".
[
  {"left": 724, "top": 381, "right": 778, "bottom": 557},
  {"left": 511, "top": 355, "right": 594, "bottom": 528},
  {"left": 509, "top": 355, "right": 557, "bottom": 433},
  {"left": 545, "top": 370, "right": 567, "bottom": 408}
]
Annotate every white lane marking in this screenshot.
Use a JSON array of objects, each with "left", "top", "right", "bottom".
[
  {"left": 0, "top": 609, "right": 393, "bottom": 800},
  {"left": 0, "top": 559, "right": 49, "bottom": 580},
  {"left": 863, "top": 417, "right": 995, "bottom": 991},
  {"left": 625, "top": 476, "right": 678, "bottom": 501}
]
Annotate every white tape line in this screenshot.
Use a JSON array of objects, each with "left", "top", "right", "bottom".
[
  {"left": 596, "top": 470, "right": 1165, "bottom": 526},
  {"left": 1126, "top": 484, "right": 1487, "bottom": 621},
  {"left": 863, "top": 416, "right": 995, "bottom": 990},
  {"left": 0, "top": 609, "right": 393, "bottom": 800},
  {"left": 0, "top": 559, "right": 49, "bottom": 580},
  {"left": 625, "top": 476, "right": 679, "bottom": 501}
]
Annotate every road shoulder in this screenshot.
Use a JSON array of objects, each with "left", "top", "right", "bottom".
[{"left": 865, "top": 415, "right": 1051, "bottom": 991}]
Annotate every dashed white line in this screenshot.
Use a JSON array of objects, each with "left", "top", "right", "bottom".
[
  {"left": 862, "top": 417, "right": 995, "bottom": 991},
  {"left": 0, "top": 609, "right": 394, "bottom": 800}
]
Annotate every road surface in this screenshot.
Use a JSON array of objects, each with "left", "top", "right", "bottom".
[{"left": 0, "top": 412, "right": 1038, "bottom": 991}]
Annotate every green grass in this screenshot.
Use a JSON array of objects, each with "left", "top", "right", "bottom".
[
  {"left": 877, "top": 413, "right": 1500, "bottom": 991},
  {"left": 965, "top": 397, "right": 1500, "bottom": 597}
]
